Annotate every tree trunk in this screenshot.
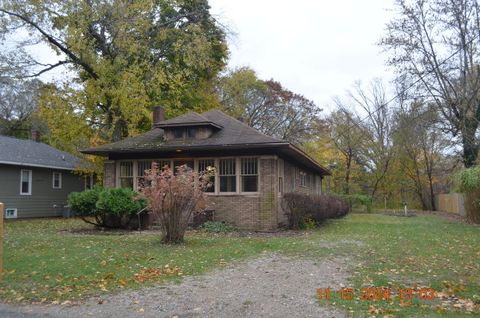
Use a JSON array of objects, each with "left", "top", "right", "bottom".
[{"left": 462, "top": 118, "right": 479, "bottom": 168}]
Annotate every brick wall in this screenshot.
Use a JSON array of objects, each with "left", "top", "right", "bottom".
[
  {"left": 206, "top": 195, "right": 261, "bottom": 230},
  {"left": 259, "top": 158, "right": 278, "bottom": 230},
  {"left": 103, "top": 161, "right": 116, "bottom": 188}
]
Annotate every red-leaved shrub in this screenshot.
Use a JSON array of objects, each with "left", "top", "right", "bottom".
[{"left": 138, "top": 163, "right": 213, "bottom": 243}]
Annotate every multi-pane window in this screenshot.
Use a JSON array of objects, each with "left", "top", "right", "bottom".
[
  {"left": 219, "top": 159, "right": 236, "bottom": 192},
  {"left": 20, "top": 169, "right": 32, "bottom": 195},
  {"left": 119, "top": 161, "right": 134, "bottom": 189},
  {"left": 186, "top": 127, "right": 196, "bottom": 138},
  {"left": 52, "top": 172, "right": 62, "bottom": 189},
  {"left": 137, "top": 160, "right": 152, "bottom": 188},
  {"left": 241, "top": 158, "right": 258, "bottom": 192},
  {"left": 198, "top": 159, "right": 215, "bottom": 192},
  {"left": 299, "top": 170, "right": 307, "bottom": 187},
  {"left": 155, "top": 160, "right": 171, "bottom": 170},
  {"left": 174, "top": 160, "right": 194, "bottom": 172}
]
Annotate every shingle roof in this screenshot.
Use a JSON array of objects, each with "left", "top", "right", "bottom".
[
  {"left": 82, "top": 110, "right": 331, "bottom": 175},
  {"left": 154, "top": 111, "right": 223, "bottom": 129},
  {"left": 83, "top": 110, "right": 285, "bottom": 153},
  {"left": 0, "top": 135, "right": 83, "bottom": 170}
]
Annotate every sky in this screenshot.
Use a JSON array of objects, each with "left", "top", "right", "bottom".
[{"left": 209, "top": 0, "right": 397, "bottom": 111}]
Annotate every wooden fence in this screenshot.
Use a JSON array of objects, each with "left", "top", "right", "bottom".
[{"left": 435, "top": 193, "right": 466, "bottom": 216}]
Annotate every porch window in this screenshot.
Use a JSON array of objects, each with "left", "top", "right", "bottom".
[
  {"left": 137, "top": 160, "right": 152, "bottom": 188},
  {"left": 119, "top": 161, "right": 134, "bottom": 189},
  {"left": 241, "top": 158, "right": 258, "bottom": 192},
  {"left": 155, "top": 160, "right": 171, "bottom": 170},
  {"left": 198, "top": 159, "right": 215, "bottom": 192},
  {"left": 52, "top": 172, "right": 62, "bottom": 189},
  {"left": 20, "top": 169, "right": 32, "bottom": 195},
  {"left": 219, "top": 159, "right": 236, "bottom": 192},
  {"left": 174, "top": 160, "right": 194, "bottom": 172}
]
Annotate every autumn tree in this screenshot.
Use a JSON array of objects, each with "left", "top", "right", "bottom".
[
  {"left": 381, "top": 0, "right": 480, "bottom": 167},
  {"left": 216, "top": 67, "right": 322, "bottom": 144},
  {"left": 0, "top": 0, "right": 228, "bottom": 147},
  {"left": 327, "top": 108, "right": 365, "bottom": 195},
  {"left": 393, "top": 102, "right": 451, "bottom": 210}
]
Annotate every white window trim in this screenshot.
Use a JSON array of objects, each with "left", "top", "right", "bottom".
[
  {"left": 218, "top": 157, "right": 238, "bottom": 195},
  {"left": 5, "top": 208, "right": 17, "bottom": 219},
  {"left": 20, "top": 169, "right": 32, "bottom": 195},
  {"left": 239, "top": 157, "right": 260, "bottom": 194},
  {"left": 115, "top": 157, "right": 261, "bottom": 195},
  {"left": 52, "top": 172, "right": 62, "bottom": 189}
]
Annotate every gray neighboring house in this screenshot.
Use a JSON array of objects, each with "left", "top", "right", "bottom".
[{"left": 0, "top": 135, "right": 88, "bottom": 219}]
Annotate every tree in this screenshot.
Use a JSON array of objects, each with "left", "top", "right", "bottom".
[
  {"left": 327, "top": 108, "right": 364, "bottom": 195},
  {"left": 0, "top": 78, "right": 42, "bottom": 137},
  {"left": 217, "top": 67, "right": 322, "bottom": 144},
  {"left": 345, "top": 79, "right": 395, "bottom": 198},
  {"left": 381, "top": 0, "right": 480, "bottom": 167},
  {"left": 393, "top": 102, "right": 451, "bottom": 210},
  {"left": 0, "top": 0, "right": 228, "bottom": 145}
]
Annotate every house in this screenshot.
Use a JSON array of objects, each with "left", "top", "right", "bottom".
[
  {"left": 82, "top": 107, "right": 330, "bottom": 230},
  {"left": 0, "top": 134, "right": 88, "bottom": 219}
]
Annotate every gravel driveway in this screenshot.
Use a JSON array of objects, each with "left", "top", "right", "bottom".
[{"left": 0, "top": 253, "right": 349, "bottom": 318}]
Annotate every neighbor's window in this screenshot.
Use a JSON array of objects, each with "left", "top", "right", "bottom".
[
  {"left": 198, "top": 159, "right": 215, "bottom": 192},
  {"left": 119, "top": 161, "right": 134, "bottom": 189},
  {"left": 52, "top": 172, "right": 62, "bottom": 189},
  {"left": 241, "top": 157, "right": 258, "bottom": 192},
  {"left": 20, "top": 169, "right": 32, "bottom": 195},
  {"left": 219, "top": 158, "right": 236, "bottom": 192},
  {"left": 5, "top": 208, "right": 17, "bottom": 219},
  {"left": 84, "top": 174, "right": 94, "bottom": 190}
]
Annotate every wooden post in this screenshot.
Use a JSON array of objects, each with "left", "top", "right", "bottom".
[{"left": 0, "top": 202, "right": 3, "bottom": 273}]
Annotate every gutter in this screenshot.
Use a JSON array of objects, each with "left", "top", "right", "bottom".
[{"left": 0, "top": 160, "right": 77, "bottom": 171}]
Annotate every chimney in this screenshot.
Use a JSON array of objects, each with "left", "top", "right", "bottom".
[
  {"left": 31, "top": 130, "right": 41, "bottom": 142},
  {"left": 152, "top": 106, "right": 165, "bottom": 128}
]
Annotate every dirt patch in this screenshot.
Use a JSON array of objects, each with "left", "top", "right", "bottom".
[{"left": 2, "top": 254, "right": 349, "bottom": 318}]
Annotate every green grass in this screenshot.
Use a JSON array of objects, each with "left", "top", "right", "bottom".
[{"left": 1, "top": 214, "right": 479, "bottom": 317}]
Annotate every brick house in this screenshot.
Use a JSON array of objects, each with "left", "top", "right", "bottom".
[{"left": 83, "top": 107, "right": 330, "bottom": 230}]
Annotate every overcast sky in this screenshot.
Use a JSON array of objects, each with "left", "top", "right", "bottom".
[{"left": 209, "top": 0, "right": 396, "bottom": 111}]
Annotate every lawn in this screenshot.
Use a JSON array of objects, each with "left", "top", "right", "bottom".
[{"left": 1, "top": 214, "right": 479, "bottom": 317}]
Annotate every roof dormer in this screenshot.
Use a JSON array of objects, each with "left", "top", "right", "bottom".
[{"left": 154, "top": 111, "right": 223, "bottom": 141}]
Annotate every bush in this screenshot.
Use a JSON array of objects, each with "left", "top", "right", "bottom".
[
  {"left": 456, "top": 167, "right": 480, "bottom": 223},
  {"left": 282, "top": 193, "right": 350, "bottom": 229},
  {"left": 68, "top": 186, "right": 101, "bottom": 217},
  {"left": 68, "top": 187, "right": 147, "bottom": 229},
  {"left": 96, "top": 188, "right": 146, "bottom": 216},
  {"left": 200, "top": 221, "right": 236, "bottom": 233}
]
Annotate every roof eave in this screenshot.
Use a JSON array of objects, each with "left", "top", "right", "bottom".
[{"left": 0, "top": 160, "right": 77, "bottom": 171}]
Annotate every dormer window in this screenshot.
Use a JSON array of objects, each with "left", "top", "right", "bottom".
[
  {"left": 186, "top": 127, "right": 196, "bottom": 138},
  {"left": 172, "top": 127, "right": 198, "bottom": 139},
  {"left": 174, "top": 129, "right": 184, "bottom": 139}
]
